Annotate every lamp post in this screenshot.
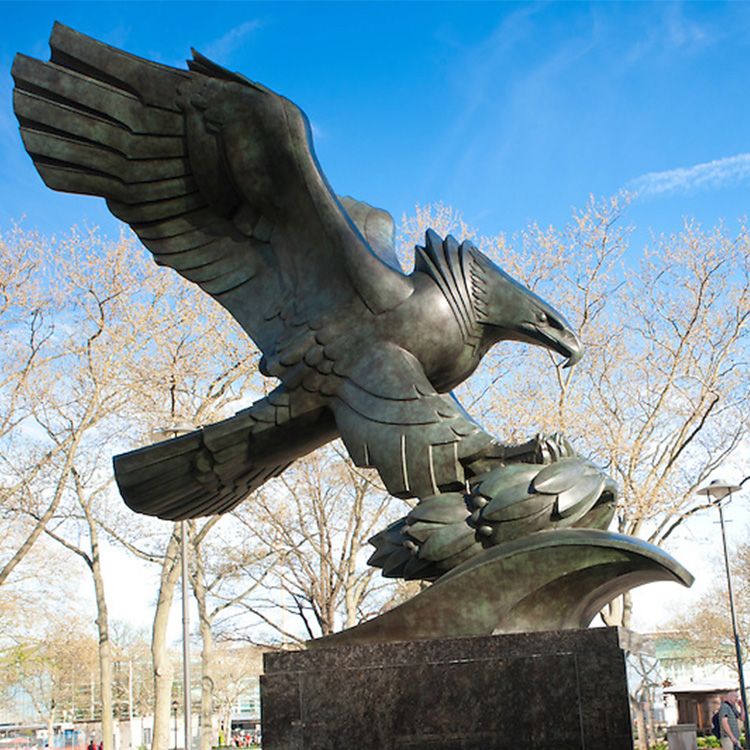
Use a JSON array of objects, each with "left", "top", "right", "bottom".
[
  {"left": 153, "top": 423, "right": 195, "bottom": 750},
  {"left": 128, "top": 659, "right": 133, "bottom": 750},
  {"left": 697, "top": 479, "right": 748, "bottom": 748},
  {"left": 112, "top": 659, "right": 134, "bottom": 750},
  {"left": 181, "top": 519, "right": 191, "bottom": 750},
  {"left": 171, "top": 699, "right": 178, "bottom": 750}
]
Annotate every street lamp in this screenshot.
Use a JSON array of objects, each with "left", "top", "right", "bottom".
[
  {"left": 180, "top": 516, "right": 191, "bottom": 750},
  {"left": 171, "top": 699, "right": 178, "bottom": 750},
  {"left": 697, "top": 479, "right": 748, "bottom": 748},
  {"left": 153, "top": 423, "right": 195, "bottom": 750}
]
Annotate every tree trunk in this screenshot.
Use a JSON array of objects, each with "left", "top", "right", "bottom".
[
  {"left": 40, "top": 467, "right": 115, "bottom": 750},
  {"left": 631, "top": 697, "right": 648, "bottom": 750},
  {"left": 191, "top": 535, "right": 214, "bottom": 750},
  {"left": 601, "top": 595, "right": 624, "bottom": 627},
  {"left": 47, "top": 709, "right": 55, "bottom": 750},
  {"left": 151, "top": 529, "right": 182, "bottom": 750},
  {"left": 222, "top": 710, "right": 232, "bottom": 747},
  {"left": 622, "top": 591, "right": 633, "bottom": 629},
  {"left": 645, "top": 692, "right": 657, "bottom": 748},
  {"left": 343, "top": 587, "right": 359, "bottom": 629},
  {"left": 600, "top": 592, "right": 633, "bottom": 628},
  {"left": 88, "top": 520, "right": 114, "bottom": 750}
]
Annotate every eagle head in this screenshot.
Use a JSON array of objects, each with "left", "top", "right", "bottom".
[
  {"left": 468, "top": 245, "right": 583, "bottom": 368},
  {"left": 415, "top": 231, "right": 583, "bottom": 368}
]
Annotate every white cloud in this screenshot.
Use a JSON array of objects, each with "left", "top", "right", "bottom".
[
  {"left": 202, "top": 20, "right": 263, "bottom": 63},
  {"left": 663, "top": 2, "right": 712, "bottom": 51},
  {"left": 627, "top": 153, "right": 750, "bottom": 198},
  {"left": 622, "top": 3, "right": 715, "bottom": 67}
]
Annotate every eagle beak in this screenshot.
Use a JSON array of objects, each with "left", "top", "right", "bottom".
[
  {"left": 561, "top": 332, "right": 584, "bottom": 368},
  {"left": 530, "top": 323, "right": 583, "bottom": 368}
]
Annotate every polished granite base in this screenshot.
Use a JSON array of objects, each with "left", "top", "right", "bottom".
[{"left": 261, "top": 627, "right": 633, "bottom": 749}]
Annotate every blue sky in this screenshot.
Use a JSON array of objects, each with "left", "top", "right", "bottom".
[{"left": 1, "top": 1, "right": 749, "bottom": 248}]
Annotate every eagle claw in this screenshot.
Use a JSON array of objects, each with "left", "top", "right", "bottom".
[{"left": 534, "top": 432, "right": 575, "bottom": 464}]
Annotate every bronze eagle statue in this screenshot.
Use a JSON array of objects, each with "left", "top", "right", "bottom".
[{"left": 12, "top": 24, "right": 584, "bottom": 522}]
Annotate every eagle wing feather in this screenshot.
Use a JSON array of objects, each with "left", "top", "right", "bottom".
[{"left": 12, "top": 23, "right": 412, "bottom": 358}]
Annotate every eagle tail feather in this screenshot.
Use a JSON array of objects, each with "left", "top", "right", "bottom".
[{"left": 114, "top": 389, "right": 336, "bottom": 520}]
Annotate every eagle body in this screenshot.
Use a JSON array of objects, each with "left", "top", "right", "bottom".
[{"left": 13, "top": 24, "right": 583, "bottom": 520}]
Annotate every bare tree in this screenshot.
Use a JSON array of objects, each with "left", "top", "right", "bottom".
[
  {"left": 0, "top": 225, "right": 265, "bottom": 750},
  {"left": 0, "top": 617, "right": 99, "bottom": 735},
  {"left": 111, "top": 330, "right": 261, "bottom": 750},
  {"left": 93, "top": 251, "right": 262, "bottom": 750},
  {"left": 109, "top": 622, "right": 154, "bottom": 720},
  {"left": 0, "top": 227, "right": 69, "bottom": 585},
  {"left": 628, "top": 650, "right": 662, "bottom": 750},
  {"left": 209, "top": 644, "right": 264, "bottom": 744},
  {"left": 1, "top": 228, "right": 179, "bottom": 750},
  {"left": 223, "top": 448, "right": 404, "bottom": 644}
]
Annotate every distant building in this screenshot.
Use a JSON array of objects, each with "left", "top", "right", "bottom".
[
  {"left": 663, "top": 683, "right": 738, "bottom": 734},
  {"left": 628, "top": 630, "right": 742, "bottom": 733},
  {"left": 653, "top": 632, "right": 737, "bottom": 687},
  {"left": 228, "top": 676, "right": 261, "bottom": 735}
]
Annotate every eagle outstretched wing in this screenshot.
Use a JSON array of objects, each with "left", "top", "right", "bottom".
[
  {"left": 113, "top": 345, "right": 498, "bottom": 519},
  {"left": 13, "top": 25, "right": 538, "bottom": 521},
  {"left": 12, "top": 23, "right": 412, "bottom": 357}
]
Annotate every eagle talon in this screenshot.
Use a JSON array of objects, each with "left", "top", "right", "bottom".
[
  {"left": 534, "top": 432, "right": 575, "bottom": 464},
  {"left": 371, "top": 451, "right": 616, "bottom": 581}
]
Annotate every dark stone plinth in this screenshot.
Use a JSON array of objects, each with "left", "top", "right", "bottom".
[{"left": 261, "top": 627, "right": 633, "bottom": 750}]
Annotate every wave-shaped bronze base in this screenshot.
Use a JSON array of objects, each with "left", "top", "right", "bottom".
[{"left": 310, "top": 528, "right": 693, "bottom": 648}]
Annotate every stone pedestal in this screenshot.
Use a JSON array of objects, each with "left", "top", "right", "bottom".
[
  {"left": 666, "top": 724, "right": 697, "bottom": 750},
  {"left": 261, "top": 627, "right": 633, "bottom": 750}
]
